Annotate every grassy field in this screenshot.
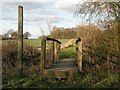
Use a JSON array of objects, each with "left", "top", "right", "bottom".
[
  {"left": 2, "top": 39, "right": 71, "bottom": 47},
  {"left": 2, "top": 39, "right": 41, "bottom": 48},
  {"left": 60, "top": 45, "right": 76, "bottom": 59}
]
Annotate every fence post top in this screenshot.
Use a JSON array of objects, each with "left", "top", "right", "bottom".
[
  {"left": 18, "top": 5, "right": 23, "bottom": 8},
  {"left": 75, "top": 37, "right": 82, "bottom": 44},
  {"left": 41, "top": 36, "right": 47, "bottom": 40}
]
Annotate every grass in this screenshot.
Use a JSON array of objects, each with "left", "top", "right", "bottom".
[
  {"left": 2, "top": 39, "right": 41, "bottom": 48},
  {"left": 59, "top": 39, "right": 76, "bottom": 59},
  {"left": 60, "top": 46, "right": 76, "bottom": 59},
  {"left": 2, "top": 39, "right": 73, "bottom": 48},
  {"left": 23, "top": 39, "right": 41, "bottom": 48}
]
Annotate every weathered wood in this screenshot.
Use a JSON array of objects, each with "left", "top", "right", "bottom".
[
  {"left": 43, "top": 59, "right": 77, "bottom": 79},
  {"left": 57, "top": 43, "right": 60, "bottom": 61},
  {"left": 54, "top": 42, "right": 58, "bottom": 63},
  {"left": 40, "top": 37, "right": 61, "bottom": 70},
  {"left": 76, "top": 38, "right": 82, "bottom": 72},
  {"left": 54, "top": 43, "right": 61, "bottom": 63},
  {"left": 56, "top": 43, "right": 59, "bottom": 62},
  {"left": 61, "top": 39, "right": 74, "bottom": 49},
  {"left": 58, "top": 44, "right": 60, "bottom": 59},
  {"left": 46, "top": 37, "right": 61, "bottom": 44},
  {"left": 18, "top": 5, "right": 23, "bottom": 73},
  {"left": 51, "top": 41, "right": 54, "bottom": 63},
  {"left": 40, "top": 36, "right": 46, "bottom": 74}
]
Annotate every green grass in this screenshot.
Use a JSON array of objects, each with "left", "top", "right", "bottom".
[
  {"left": 23, "top": 39, "right": 73, "bottom": 48},
  {"left": 60, "top": 46, "right": 76, "bottom": 59},
  {"left": 23, "top": 39, "right": 41, "bottom": 48},
  {"left": 59, "top": 39, "right": 76, "bottom": 59},
  {"left": 2, "top": 72, "right": 118, "bottom": 88},
  {"left": 59, "top": 39, "right": 70, "bottom": 44},
  {"left": 2, "top": 39, "right": 72, "bottom": 48}
]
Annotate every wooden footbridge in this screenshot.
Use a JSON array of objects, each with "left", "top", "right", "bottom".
[
  {"left": 40, "top": 36, "right": 82, "bottom": 79},
  {"left": 17, "top": 6, "right": 82, "bottom": 79}
]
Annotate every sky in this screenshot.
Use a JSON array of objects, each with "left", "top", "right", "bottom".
[
  {"left": 0, "top": 0, "right": 86, "bottom": 38},
  {"left": 0, "top": 0, "right": 118, "bottom": 38}
]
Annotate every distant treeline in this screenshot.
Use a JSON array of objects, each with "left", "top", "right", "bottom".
[
  {"left": 49, "top": 26, "right": 76, "bottom": 39},
  {"left": 1, "top": 29, "right": 31, "bottom": 40},
  {"left": 49, "top": 24, "right": 100, "bottom": 39},
  {"left": 1, "top": 36, "right": 29, "bottom": 40},
  {"left": 1, "top": 36, "right": 17, "bottom": 40}
]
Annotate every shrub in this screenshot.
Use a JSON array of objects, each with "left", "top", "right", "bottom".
[{"left": 2, "top": 40, "right": 41, "bottom": 85}]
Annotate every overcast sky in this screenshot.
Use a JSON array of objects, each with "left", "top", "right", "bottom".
[
  {"left": 0, "top": 0, "right": 118, "bottom": 38},
  {"left": 0, "top": 0, "right": 86, "bottom": 38}
]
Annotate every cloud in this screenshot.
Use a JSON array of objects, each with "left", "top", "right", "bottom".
[
  {"left": 1, "top": 17, "right": 17, "bottom": 21},
  {"left": 0, "top": 0, "right": 80, "bottom": 38},
  {"left": 1, "top": 15, "right": 71, "bottom": 25},
  {"left": 26, "top": 8, "right": 56, "bottom": 16},
  {"left": 2, "top": 2, "right": 52, "bottom": 10},
  {"left": 24, "top": 16, "right": 72, "bottom": 24},
  {"left": 0, "top": 0, "right": 51, "bottom": 3},
  {"left": 54, "top": 0, "right": 82, "bottom": 13},
  {"left": 2, "top": 2, "right": 57, "bottom": 16}
]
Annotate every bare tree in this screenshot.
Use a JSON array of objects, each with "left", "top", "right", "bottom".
[
  {"left": 75, "top": 2, "right": 120, "bottom": 28},
  {"left": 36, "top": 18, "right": 53, "bottom": 37},
  {"left": 37, "top": 23, "right": 45, "bottom": 36},
  {"left": 46, "top": 18, "right": 52, "bottom": 33}
]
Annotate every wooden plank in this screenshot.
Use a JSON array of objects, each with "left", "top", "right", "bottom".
[
  {"left": 43, "top": 59, "right": 77, "bottom": 79},
  {"left": 46, "top": 37, "right": 61, "bottom": 44},
  {"left": 18, "top": 5, "right": 23, "bottom": 74},
  {"left": 49, "top": 59, "right": 77, "bottom": 69},
  {"left": 76, "top": 38, "right": 82, "bottom": 72}
]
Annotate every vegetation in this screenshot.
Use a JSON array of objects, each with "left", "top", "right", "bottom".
[
  {"left": 2, "top": 24, "right": 119, "bottom": 88},
  {"left": 2, "top": 29, "right": 31, "bottom": 40},
  {"left": 2, "top": 1, "right": 119, "bottom": 89},
  {"left": 2, "top": 40, "right": 40, "bottom": 88},
  {"left": 75, "top": 2, "right": 120, "bottom": 28},
  {"left": 50, "top": 26, "right": 76, "bottom": 39}
]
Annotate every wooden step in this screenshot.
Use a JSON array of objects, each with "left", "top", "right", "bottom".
[{"left": 43, "top": 59, "right": 78, "bottom": 79}]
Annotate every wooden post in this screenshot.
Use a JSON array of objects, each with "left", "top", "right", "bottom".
[
  {"left": 56, "top": 43, "right": 60, "bottom": 62},
  {"left": 18, "top": 5, "right": 23, "bottom": 75},
  {"left": 57, "top": 43, "right": 60, "bottom": 60},
  {"left": 76, "top": 38, "right": 82, "bottom": 72},
  {"left": 54, "top": 42, "right": 58, "bottom": 63},
  {"left": 51, "top": 41, "right": 54, "bottom": 63},
  {"left": 40, "top": 36, "right": 46, "bottom": 74}
]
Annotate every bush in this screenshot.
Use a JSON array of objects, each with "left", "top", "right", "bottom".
[
  {"left": 2, "top": 40, "right": 41, "bottom": 86},
  {"left": 81, "top": 23, "right": 119, "bottom": 74}
]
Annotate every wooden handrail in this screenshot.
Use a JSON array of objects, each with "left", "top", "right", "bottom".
[
  {"left": 75, "top": 38, "right": 81, "bottom": 44},
  {"left": 46, "top": 37, "right": 61, "bottom": 44}
]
